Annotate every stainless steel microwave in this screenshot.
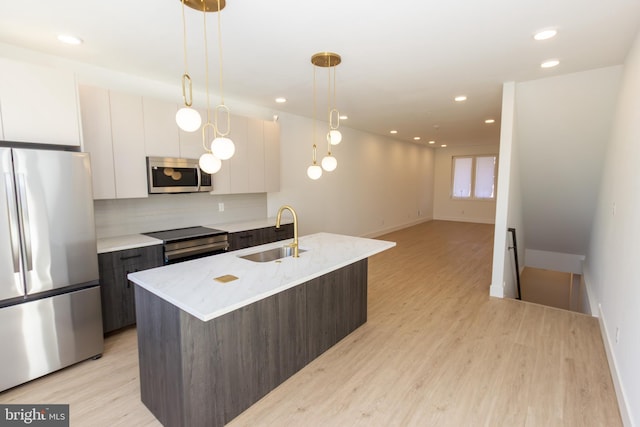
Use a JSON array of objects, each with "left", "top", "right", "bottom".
[{"left": 146, "top": 157, "right": 213, "bottom": 194}]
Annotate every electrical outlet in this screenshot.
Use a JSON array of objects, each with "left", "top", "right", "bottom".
[{"left": 218, "top": 202, "right": 224, "bottom": 212}]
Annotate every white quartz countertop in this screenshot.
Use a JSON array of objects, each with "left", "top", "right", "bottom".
[
  {"left": 97, "top": 234, "right": 162, "bottom": 253},
  {"left": 128, "top": 232, "right": 395, "bottom": 322}
]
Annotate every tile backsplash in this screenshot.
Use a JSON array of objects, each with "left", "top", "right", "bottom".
[{"left": 94, "top": 192, "right": 267, "bottom": 238}]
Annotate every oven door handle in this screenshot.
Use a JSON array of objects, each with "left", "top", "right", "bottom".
[{"left": 164, "top": 241, "right": 229, "bottom": 262}]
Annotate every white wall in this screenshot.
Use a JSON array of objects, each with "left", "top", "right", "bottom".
[
  {"left": 433, "top": 145, "right": 499, "bottom": 224},
  {"left": 267, "top": 112, "right": 434, "bottom": 237},
  {"left": 515, "top": 66, "right": 622, "bottom": 257},
  {"left": 491, "top": 82, "right": 523, "bottom": 299},
  {"left": 584, "top": 30, "right": 640, "bottom": 427}
]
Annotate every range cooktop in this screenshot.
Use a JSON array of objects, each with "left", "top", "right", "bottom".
[{"left": 142, "top": 226, "right": 227, "bottom": 242}]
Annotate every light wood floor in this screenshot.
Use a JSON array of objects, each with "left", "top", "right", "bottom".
[
  {"left": 521, "top": 267, "right": 573, "bottom": 311},
  {"left": 0, "top": 221, "right": 621, "bottom": 426}
]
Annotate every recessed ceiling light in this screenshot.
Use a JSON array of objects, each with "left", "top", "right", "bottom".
[
  {"left": 541, "top": 59, "right": 560, "bottom": 68},
  {"left": 390, "top": 130, "right": 398, "bottom": 134},
  {"left": 339, "top": 115, "right": 348, "bottom": 120},
  {"left": 428, "top": 140, "right": 435, "bottom": 145},
  {"left": 533, "top": 29, "right": 557, "bottom": 41},
  {"left": 440, "top": 144, "right": 447, "bottom": 148},
  {"left": 413, "top": 137, "right": 421, "bottom": 141},
  {"left": 485, "top": 119, "right": 495, "bottom": 124},
  {"left": 454, "top": 95, "right": 467, "bottom": 102},
  {"left": 57, "top": 34, "right": 83, "bottom": 45},
  {"left": 275, "top": 97, "right": 287, "bottom": 103}
]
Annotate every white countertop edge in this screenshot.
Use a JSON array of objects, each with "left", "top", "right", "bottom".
[
  {"left": 97, "top": 234, "right": 162, "bottom": 253},
  {"left": 130, "top": 233, "right": 395, "bottom": 322}
]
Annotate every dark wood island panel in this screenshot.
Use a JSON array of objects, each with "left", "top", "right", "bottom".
[{"left": 134, "top": 259, "right": 368, "bottom": 427}]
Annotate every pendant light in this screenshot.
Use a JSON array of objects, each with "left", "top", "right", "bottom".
[
  {"left": 209, "top": 0, "right": 235, "bottom": 160},
  {"left": 309, "top": 52, "right": 342, "bottom": 177},
  {"left": 321, "top": 53, "right": 340, "bottom": 171},
  {"left": 325, "top": 54, "right": 342, "bottom": 146},
  {"left": 307, "top": 61, "right": 322, "bottom": 180},
  {"left": 175, "top": 0, "right": 202, "bottom": 132},
  {"left": 196, "top": 0, "right": 223, "bottom": 174}
]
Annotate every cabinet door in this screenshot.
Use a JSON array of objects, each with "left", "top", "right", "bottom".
[
  {"left": 228, "top": 229, "right": 268, "bottom": 251},
  {"left": 264, "top": 120, "right": 280, "bottom": 192},
  {"left": 228, "top": 115, "right": 249, "bottom": 193},
  {"left": 109, "top": 91, "right": 148, "bottom": 199},
  {"left": 270, "top": 223, "right": 294, "bottom": 243},
  {"left": 0, "top": 58, "right": 81, "bottom": 146},
  {"left": 143, "top": 98, "right": 180, "bottom": 157},
  {"left": 79, "top": 85, "right": 116, "bottom": 199},
  {"left": 247, "top": 118, "right": 266, "bottom": 193},
  {"left": 98, "top": 245, "right": 162, "bottom": 333}
]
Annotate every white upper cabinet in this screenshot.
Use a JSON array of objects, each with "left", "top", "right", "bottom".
[
  {"left": 247, "top": 118, "right": 266, "bottom": 193},
  {"left": 264, "top": 120, "right": 280, "bottom": 192},
  {"left": 109, "top": 91, "right": 148, "bottom": 199},
  {"left": 79, "top": 85, "right": 116, "bottom": 199},
  {"left": 143, "top": 98, "right": 180, "bottom": 158},
  {"left": 228, "top": 115, "right": 249, "bottom": 193},
  {"left": 0, "top": 58, "right": 81, "bottom": 146},
  {"left": 79, "top": 85, "right": 148, "bottom": 200}
]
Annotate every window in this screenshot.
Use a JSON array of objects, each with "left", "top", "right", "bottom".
[{"left": 451, "top": 155, "right": 497, "bottom": 200}]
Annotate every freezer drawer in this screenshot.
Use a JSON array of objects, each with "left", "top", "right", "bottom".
[{"left": 0, "top": 286, "right": 103, "bottom": 392}]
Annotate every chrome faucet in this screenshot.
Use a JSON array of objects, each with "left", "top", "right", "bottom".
[{"left": 276, "top": 205, "right": 299, "bottom": 257}]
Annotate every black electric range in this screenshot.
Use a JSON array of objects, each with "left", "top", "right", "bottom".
[{"left": 143, "top": 226, "right": 229, "bottom": 264}]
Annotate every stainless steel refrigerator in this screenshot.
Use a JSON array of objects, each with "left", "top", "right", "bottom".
[{"left": 0, "top": 147, "right": 103, "bottom": 392}]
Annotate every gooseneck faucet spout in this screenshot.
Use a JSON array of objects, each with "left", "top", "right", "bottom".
[{"left": 276, "top": 205, "right": 299, "bottom": 257}]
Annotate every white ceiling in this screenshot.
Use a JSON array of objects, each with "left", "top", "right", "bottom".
[{"left": 0, "top": 0, "right": 639, "bottom": 147}]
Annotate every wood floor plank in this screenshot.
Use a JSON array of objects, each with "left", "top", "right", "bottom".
[{"left": 0, "top": 220, "right": 622, "bottom": 427}]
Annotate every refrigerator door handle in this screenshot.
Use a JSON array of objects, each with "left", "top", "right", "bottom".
[
  {"left": 3, "top": 172, "right": 21, "bottom": 273},
  {"left": 15, "top": 174, "right": 33, "bottom": 272}
]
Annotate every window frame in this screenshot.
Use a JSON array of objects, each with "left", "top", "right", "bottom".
[{"left": 450, "top": 154, "right": 498, "bottom": 201}]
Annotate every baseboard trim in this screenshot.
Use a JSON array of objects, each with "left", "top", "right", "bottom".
[
  {"left": 597, "top": 304, "right": 633, "bottom": 427},
  {"left": 361, "top": 217, "right": 433, "bottom": 239},
  {"left": 432, "top": 215, "right": 495, "bottom": 224},
  {"left": 489, "top": 281, "right": 504, "bottom": 298}
]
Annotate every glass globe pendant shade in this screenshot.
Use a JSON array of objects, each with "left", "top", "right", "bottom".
[
  {"left": 211, "top": 136, "right": 235, "bottom": 160},
  {"left": 176, "top": 107, "right": 202, "bottom": 132},
  {"left": 321, "top": 155, "right": 337, "bottom": 172},
  {"left": 199, "top": 153, "right": 222, "bottom": 174},
  {"left": 327, "top": 129, "right": 342, "bottom": 145},
  {"left": 307, "top": 164, "right": 323, "bottom": 180}
]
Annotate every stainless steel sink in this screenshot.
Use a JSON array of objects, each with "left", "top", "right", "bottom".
[{"left": 238, "top": 246, "right": 306, "bottom": 263}]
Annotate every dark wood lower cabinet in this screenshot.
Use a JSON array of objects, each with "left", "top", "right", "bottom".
[
  {"left": 228, "top": 223, "right": 295, "bottom": 251},
  {"left": 135, "top": 259, "right": 368, "bottom": 427},
  {"left": 98, "top": 245, "right": 163, "bottom": 333}
]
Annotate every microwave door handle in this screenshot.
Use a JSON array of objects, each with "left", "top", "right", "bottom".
[
  {"left": 16, "top": 174, "right": 33, "bottom": 272},
  {"left": 196, "top": 166, "right": 202, "bottom": 191},
  {"left": 4, "top": 173, "right": 21, "bottom": 273}
]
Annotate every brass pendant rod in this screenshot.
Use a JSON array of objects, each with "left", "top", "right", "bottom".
[
  {"left": 326, "top": 57, "right": 332, "bottom": 155},
  {"left": 312, "top": 64, "right": 317, "bottom": 164},
  {"left": 202, "top": 1, "right": 212, "bottom": 151},
  {"left": 180, "top": 0, "right": 193, "bottom": 107}
]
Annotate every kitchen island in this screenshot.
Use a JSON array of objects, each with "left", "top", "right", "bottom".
[{"left": 128, "top": 232, "right": 395, "bottom": 427}]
